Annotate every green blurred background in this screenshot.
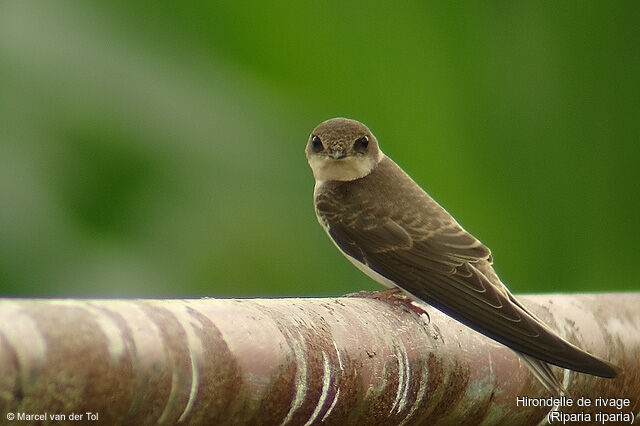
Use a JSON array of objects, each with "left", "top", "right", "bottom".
[{"left": 0, "top": 1, "right": 638, "bottom": 297}]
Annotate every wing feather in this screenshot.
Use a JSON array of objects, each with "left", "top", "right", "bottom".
[{"left": 315, "top": 157, "right": 618, "bottom": 377}]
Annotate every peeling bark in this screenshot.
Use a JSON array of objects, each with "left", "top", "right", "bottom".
[{"left": 0, "top": 293, "right": 638, "bottom": 425}]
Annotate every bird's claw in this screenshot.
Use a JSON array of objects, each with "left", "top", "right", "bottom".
[{"left": 346, "top": 288, "right": 430, "bottom": 318}]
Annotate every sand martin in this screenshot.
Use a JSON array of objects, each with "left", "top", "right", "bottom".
[{"left": 306, "top": 117, "right": 617, "bottom": 394}]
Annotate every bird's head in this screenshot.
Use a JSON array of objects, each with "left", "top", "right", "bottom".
[{"left": 305, "top": 118, "right": 383, "bottom": 181}]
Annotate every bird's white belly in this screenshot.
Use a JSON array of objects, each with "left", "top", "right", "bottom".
[{"left": 340, "top": 249, "right": 398, "bottom": 289}]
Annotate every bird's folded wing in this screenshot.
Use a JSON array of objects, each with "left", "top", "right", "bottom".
[{"left": 322, "top": 210, "right": 617, "bottom": 378}]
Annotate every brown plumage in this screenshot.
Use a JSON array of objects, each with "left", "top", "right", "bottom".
[{"left": 306, "top": 118, "right": 618, "bottom": 394}]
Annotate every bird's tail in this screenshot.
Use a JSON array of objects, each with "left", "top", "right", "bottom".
[{"left": 517, "top": 351, "right": 569, "bottom": 397}]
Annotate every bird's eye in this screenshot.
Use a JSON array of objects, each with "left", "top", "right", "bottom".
[
  {"left": 353, "top": 135, "right": 369, "bottom": 152},
  {"left": 311, "top": 135, "right": 323, "bottom": 152}
]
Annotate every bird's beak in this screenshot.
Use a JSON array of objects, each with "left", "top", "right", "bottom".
[{"left": 328, "top": 149, "right": 347, "bottom": 159}]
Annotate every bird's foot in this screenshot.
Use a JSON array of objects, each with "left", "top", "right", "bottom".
[{"left": 346, "top": 288, "right": 430, "bottom": 319}]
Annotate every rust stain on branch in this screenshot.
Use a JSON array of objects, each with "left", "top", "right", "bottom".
[{"left": 0, "top": 294, "right": 638, "bottom": 425}]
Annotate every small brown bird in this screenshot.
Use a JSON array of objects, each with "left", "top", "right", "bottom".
[{"left": 305, "top": 117, "right": 617, "bottom": 395}]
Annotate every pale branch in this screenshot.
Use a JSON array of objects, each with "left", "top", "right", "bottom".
[{"left": 0, "top": 293, "right": 638, "bottom": 425}]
